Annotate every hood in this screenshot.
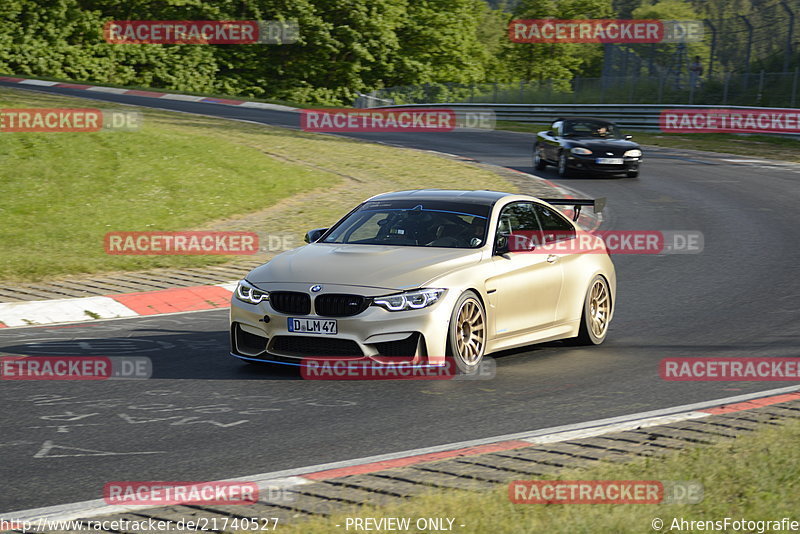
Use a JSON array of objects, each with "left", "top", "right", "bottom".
[
  {"left": 569, "top": 138, "right": 639, "bottom": 157},
  {"left": 247, "top": 243, "right": 481, "bottom": 291}
]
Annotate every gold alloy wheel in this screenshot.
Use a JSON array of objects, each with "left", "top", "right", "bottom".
[
  {"left": 455, "top": 299, "right": 485, "bottom": 365},
  {"left": 589, "top": 279, "right": 610, "bottom": 338}
]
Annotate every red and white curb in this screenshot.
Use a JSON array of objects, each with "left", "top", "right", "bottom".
[
  {"left": 0, "top": 282, "right": 238, "bottom": 328},
  {"left": 0, "top": 76, "right": 297, "bottom": 112},
  {"left": 3, "top": 386, "right": 798, "bottom": 523}
]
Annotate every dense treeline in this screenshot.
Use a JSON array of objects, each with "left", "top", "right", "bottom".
[
  {"left": 0, "top": 0, "right": 794, "bottom": 105},
  {"left": 0, "top": 0, "right": 611, "bottom": 104}
]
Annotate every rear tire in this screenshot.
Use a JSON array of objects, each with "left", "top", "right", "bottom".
[
  {"left": 533, "top": 145, "right": 547, "bottom": 170},
  {"left": 447, "top": 291, "right": 486, "bottom": 374},
  {"left": 569, "top": 275, "right": 611, "bottom": 346}
]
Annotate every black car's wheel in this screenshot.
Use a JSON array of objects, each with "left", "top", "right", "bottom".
[
  {"left": 533, "top": 145, "right": 547, "bottom": 170},
  {"left": 447, "top": 290, "right": 486, "bottom": 374},
  {"left": 568, "top": 275, "right": 611, "bottom": 346},
  {"left": 627, "top": 170, "right": 639, "bottom": 178},
  {"left": 557, "top": 151, "right": 572, "bottom": 177}
]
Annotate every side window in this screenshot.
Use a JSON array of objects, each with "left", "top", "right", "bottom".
[
  {"left": 497, "top": 202, "right": 539, "bottom": 252},
  {"left": 532, "top": 203, "right": 575, "bottom": 244}
]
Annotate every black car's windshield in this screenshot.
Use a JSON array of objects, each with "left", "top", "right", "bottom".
[
  {"left": 563, "top": 120, "right": 622, "bottom": 139},
  {"left": 322, "top": 200, "right": 490, "bottom": 248}
]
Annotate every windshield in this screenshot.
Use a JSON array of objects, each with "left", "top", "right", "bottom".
[
  {"left": 563, "top": 120, "right": 622, "bottom": 139},
  {"left": 322, "top": 200, "right": 490, "bottom": 248}
]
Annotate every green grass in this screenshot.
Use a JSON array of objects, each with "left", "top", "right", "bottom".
[
  {"left": 0, "top": 88, "right": 515, "bottom": 282},
  {"left": 275, "top": 417, "right": 800, "bottom": 534},
  {"left": 497, "top": 120, "right": 800, "bottom": 163}
]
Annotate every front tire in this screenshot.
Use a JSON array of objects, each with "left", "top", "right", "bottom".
[
  {"left": 533, "top": 145, "right": 547, "bottom": 170},
  {"left": 570, "top": 275, "right": 611, "bottom": 345},
  {"left": 627, "top": 170, "right": 639, "bottom": 178},
  {"left": 447, "top": 291, "right": 486, "bottom": 373}
]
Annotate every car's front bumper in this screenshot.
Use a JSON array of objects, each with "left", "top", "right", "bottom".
[
  {"left": 229, "top": 284, "right": 458, "bottom": 366},
  {"left": 566, "top": 155, "right": 640, "bottom": 174}
]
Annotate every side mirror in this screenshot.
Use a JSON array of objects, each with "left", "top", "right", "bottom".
[
  {"left": 304, "top": 228, "right": 329, "bottom": 243},
  {"left": 625, "top": 134, "right": 633, "bottom": 140},
  {"left": 494, "top": 233, "right": 509, "bottom": 256}
]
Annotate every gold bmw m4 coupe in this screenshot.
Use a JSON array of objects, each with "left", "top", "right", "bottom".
[{"left": 230, "top": 190, "right": 615, "bottom": 372}]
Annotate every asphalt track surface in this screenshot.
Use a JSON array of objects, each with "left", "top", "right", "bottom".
[{"left": 1, "top": 83, "right": 799, "bottom": 512}]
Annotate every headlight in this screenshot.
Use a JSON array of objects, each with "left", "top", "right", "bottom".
[
  {"left": 373, "top": 288, "right": 445, "bottom": 311},
  {"left": 624, "top": 149, "right": 642, "bottom": 158},
  {"left": 235, "top": 280, "right": 269, "bottom": 304},
  {"left": 570, "top": 147, "right": 592, "bottom": 155}
]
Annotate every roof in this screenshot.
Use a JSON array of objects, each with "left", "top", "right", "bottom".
[
  {"left": 368, "top": 189, "right": 511, "bottom": 206},
  {"left": 554, "top": 117, "right": 618, "bottom": 124}
]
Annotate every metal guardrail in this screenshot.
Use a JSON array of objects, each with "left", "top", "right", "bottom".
[{"left": 374, "top": 103, "right": 800, "bottom": 134}]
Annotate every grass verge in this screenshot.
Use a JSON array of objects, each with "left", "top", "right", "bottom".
[
  {"left": 497, "top": 120, "right": 800, "bottom": 163},
  {"left": 275, "top": 417, "right": 800, "bottom": 533},
  {"left": 0, "top": 87, "right": 515, "bottom": 282}
]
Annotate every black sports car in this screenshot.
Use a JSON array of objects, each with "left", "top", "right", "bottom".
[{"left": 533, "top": 118, "right": 642, "bottom": 178}]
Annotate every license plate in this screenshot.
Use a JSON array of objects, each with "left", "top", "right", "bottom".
[
  {"left": 596, "top": 157, "right": 624, "bottom": 165},
  {"left": 287, "top": 318, "right": 337, "bottom": 335}
]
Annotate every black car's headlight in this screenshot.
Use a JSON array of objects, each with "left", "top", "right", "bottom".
[
  {"left": 570, "top": 147, "right": 592, "bottom": 155},
  {"left": 624, "top": 149, "right": 642, "bottom": 158},
  {"left": 373, "top": 288, "right": 446, "bottom": 311},
  {"left": 235, "top": 280, "right": 269, "bottom": 304}
]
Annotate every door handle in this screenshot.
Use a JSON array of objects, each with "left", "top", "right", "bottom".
[{"left": 546, "top": 254, "right": 558, "bottom": 264}]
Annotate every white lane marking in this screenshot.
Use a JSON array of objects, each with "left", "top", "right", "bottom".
[
  {"left": 719, "top": 159, "right": 770, "bottom": 163},
  {"left": 0, "top": 297, "right": 138, "bottom": 327},
  {"left": 18, "top": 80, "right": 59, "bottom": 86},
  {"left": 85, "top": 86, "right": 129, "bottom": 94},
  {"left": 0, "top": 282, "right": 238, "bottom": 328},
  {"left": 4, "top": 385, "right": 797, "bottom": 522},
  {"left": 216, "top": 281, "right": 239, "bottom": 292},
  {"left": 159, "top": 93, "right": 205, "bottom": 102},
  {"left": 524, "top": 412, "right": 710, "bottom": 444},
  {"left": 239, "top": 101, "right": 298, "bottom": 112},
  {"left": 33, "top": 440, "right": 165, "bottom": 458}
]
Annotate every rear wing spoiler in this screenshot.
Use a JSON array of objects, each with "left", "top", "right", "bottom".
[{"left": 540, "top": 197, "right": 606, "bottom": 221}]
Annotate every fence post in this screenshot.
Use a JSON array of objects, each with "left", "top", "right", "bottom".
[
  {"left": 792, "top": 67, "right": 799, "bottom": 107},
  {"left": 781, "top": 2, "right": 795, "bottom": 73},
  {"left": 704, "top": 19, "right": 717, "bottom": 78},
  {"left": 757, "top": 70, "right": 765, "bottom": 105},
  {"left": 723, "top": 73, "right": 730, "bottom": 105},
  {"left": 738, "top": 15, "right": 753, "bottom": 90}
]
